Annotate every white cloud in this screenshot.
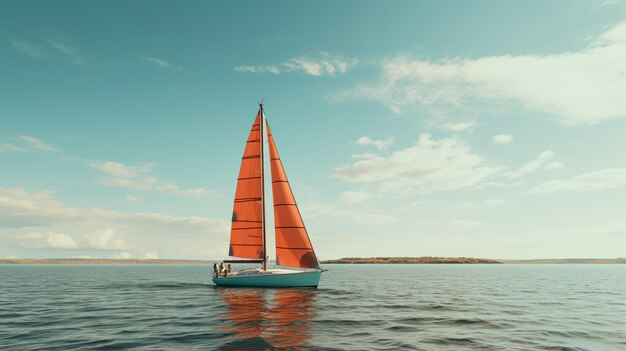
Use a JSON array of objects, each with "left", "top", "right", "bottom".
[
  {"left": 334, "top": 134, "right": 500, "bottom": 195},
  {"left": 414, "top": 219, "right": 485, "bottom": 229},
  {"left": 172, "top": 188, "right": 216, "bottom": 197},
  {"left": 529, "top": 168, "right": 626, "bottom": 194},
  {"left": 334, "top": 135, "right": 567, "bottom": 195},
  {"left": 339, "top": 191, "right": 373, "bottom": 204},
  {"left": 352, "top": 152, "right": 379, "bottom": 160},
  {"left": 91, "top": 161, "right": 216, "bottom": 198},
  {"left": 443, "top": 121, "right": 477, "bottom": 132},
  {"left": 493, "top": 134, "right": 513, "bottom": 144},
  {"left": 125, "top": 195, "right": 140, "bottom": 202},
  {"left": 92, "top": 161, "right": 153, "bottom": 178},
  {"left": 482, "top": 199, "right": 511, "bottom": 206},
  {"left": 19, "top": 232, "right": 78, "bottom": 249},
  {"left": 593, "top": 22, "right": 626, "bottom": 46},
  {"left": 85, "top": 229, "right": 127, "bottom": 250},
  {"left": 234, "top": 52, "right": 359, "bottom": 76},
  {"left": 303, "top": 201, "right": 397, "bottom": 225},
  {"left": 114, "top": 252, "right": 131, "bottom": 259},
  {"left": 47, "top": 232, "right": 79, "bottom": 248},
  {"left": 546, "top": 161, "right": 564, "bottom": 170},
  {"left": 505, "top": 150, "right": 556, "bottom": 179},
  {"left": 338, "top": 22, "right": 626, "bottom": 125},
  {"left": 143, "top": 252, "right": 158, "bottom": 259},
  {"left": 0, "top": 188, "right": 229, "bottom": 258},
  {"left": 355, "top": 136, "right": 395, "bottom": 150}
]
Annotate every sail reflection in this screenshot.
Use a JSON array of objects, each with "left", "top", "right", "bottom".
[
  {"left": 218, "top": 289, "right": 267, "bottom": 342},
  {"left": 218, "top": 288, "right": 316, "bottom": 350},
  {"left": 266, "top": 289, "right": 316, "bottom": 349}
]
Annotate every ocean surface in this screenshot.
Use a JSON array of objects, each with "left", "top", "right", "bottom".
[{"left": 1, "top": 264, "right": 624, "bottom": 350}]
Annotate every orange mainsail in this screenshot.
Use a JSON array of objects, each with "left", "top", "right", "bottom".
[
  {"left": 267, "top": 122, "right": 320, "bottom": 269},
  {"left": 228, "top": 112, "right": 264, "bottom": 260}
]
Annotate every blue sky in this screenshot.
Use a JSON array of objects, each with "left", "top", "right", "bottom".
[{"left": 1, "top": 0, "right": 625, "bottom": 260}]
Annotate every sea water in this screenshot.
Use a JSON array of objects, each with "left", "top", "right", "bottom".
[{"left": 0, "top": 264, "right": 624, "bottom": 350}]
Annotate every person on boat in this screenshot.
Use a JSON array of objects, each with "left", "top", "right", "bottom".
[
  {"left": 227, "top": 264, "right": 232, "bottom": 274},
  {"left": 218, "top": 262, "right": 224, "bottom": 277},
  {"left": 213, "top": 262, "right": 218, "bottom": 277},
  {"left": 222, "top": 264, "right": 228, "bottom": 277}
]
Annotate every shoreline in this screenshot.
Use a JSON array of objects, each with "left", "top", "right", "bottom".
[{"left": 1, "top": 257, "right": 624, "bottom": 265}]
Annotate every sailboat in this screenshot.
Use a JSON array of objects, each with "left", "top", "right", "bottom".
[{"left": 212, "top": 103, "right": 323, "bottom": 288}]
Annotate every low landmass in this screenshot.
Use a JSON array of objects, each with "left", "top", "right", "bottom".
[
  {"left": 1, "top": 257, "right": 624, "bottom": 265},
  {"left": 0, "top": 258, "right": 212, "bottom": 265},
  {"left": 499, "top": 258, "right": 626, "bottom": 264},
  {"left": 321, "top": 257, "right": 626, "bottom": 264},
  {"left": 321, "top": 257, "right": 502, "bottom": 264}
]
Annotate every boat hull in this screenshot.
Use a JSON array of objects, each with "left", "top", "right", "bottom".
[{"left": 213, "top": 270, "right": 322, "bottom": 288}]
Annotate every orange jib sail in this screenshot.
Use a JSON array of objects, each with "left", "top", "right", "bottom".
[
  {"left": 228, "top": 112, "right": 264, "bottom": 260},
  {"left": 267, "top": 122, "right": 320, "bottom": 269}
]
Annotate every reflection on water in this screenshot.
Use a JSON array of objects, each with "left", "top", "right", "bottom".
[{"left": 218, "top": 288, "right": 316, "bottom": 350}]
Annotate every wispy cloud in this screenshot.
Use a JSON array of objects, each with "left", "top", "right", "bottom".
[
  {"left": 529, "top": 168, "right": 626, "bottom": 194},
  {"left": 493, "top": 134, "right": 513, "bottom": 144},
  {"left": 235, "top": 52, "right": 359, "bottom": 76},
  {"left": 339, "top": 191, "right": 373, "bottom": 204},
  {"left": 505, "top": 150, "right": 559, "bottom": 179},
  {"left": 443, "top": 121, "right": 477, "bottom": 132},
  {"left": 1, "top": 135, "right": 60, "bottom": 154},
  {"left": 3, "top": 32, "right": 87, "bottom": 64},
  {"left": 355, "top": 136, "right": 395, "bottom": 150},
  {"left": 5, "top": 36, "right": 46, "bottom": 58},
  {"left": 336, "top": 22, "right": 626, "bottom": 125},
  {"left": 0, "top": 144, "right": 26, "bottom": 153},
  {"left": 138, "top": 56, "right": 181, "bottom": 69},
  {"left": 19, "top": 135, "right": 60, "bottom": 152},
  {"left": 44, "top": 37, "right": 86, "bottom": 65},
  {"left": 91, "top": 161, "right": 216, "bottom": 198},
  {"left": 234, "top": 65, "right": 281, "bottom": 74}
]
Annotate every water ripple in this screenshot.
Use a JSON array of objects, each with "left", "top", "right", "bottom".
[{"left": 1, "top": 264, "right": 625, "bottom": 350}]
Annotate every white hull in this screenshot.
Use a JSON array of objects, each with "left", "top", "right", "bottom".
[{"left": 212, "top": 268, "right": 322, "bottom": 288}]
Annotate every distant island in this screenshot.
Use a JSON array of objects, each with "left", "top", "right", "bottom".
[{"left": 1, "top": 257, "right": 624, "bottom": 265}]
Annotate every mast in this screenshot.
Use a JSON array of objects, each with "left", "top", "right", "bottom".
[{"left": 259, "top": 103, "right": 267, "bottom": 271}]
